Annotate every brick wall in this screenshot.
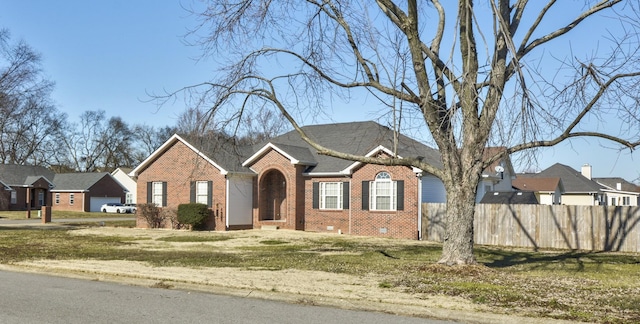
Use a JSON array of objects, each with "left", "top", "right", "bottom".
[
  {"left": 350, "top": 163, "right": 419, "bottom": 239},
  {"left": 136, "top": 141, "right": 228, "bottom": 230},
  {"left": 53, "top": 192, "right": 86, "bottom": 212}
]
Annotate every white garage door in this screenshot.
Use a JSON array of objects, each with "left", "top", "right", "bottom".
[{"left": 90, "top": 197, "right": 122, "bottom": 212}]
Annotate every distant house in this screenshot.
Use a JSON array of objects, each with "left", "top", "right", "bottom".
[
  {"left": 516, "top": 163, "right": 638, "bottom": 206},
  {"left": 130, "top": 121, "right": 449, "bottom": 239},
  {"left": 594, "top": 177, "right": 640, "bottom": 206},
  {"left": 512, "top": 177, "right": 563, "bottom": 205},
  {"left": 0, "top": 165, "right": 54, "bottom": 211},
  {"left": 50, "top": 173, "right": 128, "bottom": 212},
  {"left": 111, "top": 167, "right": 137, "bottom": 205},
  {"left": 479, "top": 191, "right": 538, "bottom": 204},
  {"left": 517, "top": 164, "right": 603, "bottom": 205}
]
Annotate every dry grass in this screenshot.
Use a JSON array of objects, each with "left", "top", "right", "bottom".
[{"left": 0, "top": 226, "right": 639, "bottom": 323}]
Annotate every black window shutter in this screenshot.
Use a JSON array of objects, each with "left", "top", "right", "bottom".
[
  {"left": 190, "top": 182, "right": 196, "bottom": 203},
  {"left": 396, "top": 180, "right": 404, "bottom": 211},
  {"left": 342, "top": 182, "right": 349, "bottom": 209},
  {"left": 162, "top": 182, "right": 168, "bottom": 207},
  {"left": 146, "top": 182, "right": 152, "bottom": 203},
  {"left": 361, "top": 181, "right": 369, "bottom": 210},
  {"left": 207, "top": 181, "right": 213, "bottom": 208},
  {"left": 312, "top": 182, "right": 319, "bottom": 209}
]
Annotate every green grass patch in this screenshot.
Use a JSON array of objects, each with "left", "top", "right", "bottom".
[
  {"left": 259, "top": 239, "right": 289, "bottom": 245},
  {"left": 157, "top": 236, "right": 234, "bottom": 243}
]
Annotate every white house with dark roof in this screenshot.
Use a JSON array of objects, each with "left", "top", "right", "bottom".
[
  {"left": 111, "top": 167, "right": 137, "bottom": 205},
  {"left": 594, "top": 177, "right": 640, "bottom": 206}
]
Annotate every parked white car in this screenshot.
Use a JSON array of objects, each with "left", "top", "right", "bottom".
[{"left": 100, "top": 203, "right": 136, "bottom": 214}]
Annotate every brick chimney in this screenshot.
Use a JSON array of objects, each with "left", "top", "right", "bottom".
[{"left": 581, "top": 164, "right": 592, "bottom": 180}]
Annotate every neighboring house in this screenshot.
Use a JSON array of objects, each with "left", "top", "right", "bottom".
[
  {"left": 512, "top": 177, "right": 563, "bottom": 205},
  {"left": 131, "top": 121, "right": 447, "bottom": 239},
  {"left": 50, "top": 173, "right": 127, "bottom": 212},
  {"left": 111, "top": 167, "right": 137, "bottom": 205},
  {"left": 594, "top": 177, "right": 640, "bottom": 206},
  {"left": 0, "top": 164, "right": 55, "bottom": 211},
  {"left": 516, "top": 163, "right": 624, "bottom": 206},
  {"left": 479, "top": 191, "right": 538, "bottom": 204},
  {"left": 475, "top": 147, "right": 516, "bottom": 203}
]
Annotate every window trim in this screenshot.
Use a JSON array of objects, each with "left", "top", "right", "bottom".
[
  {"left": 370, "top": 172, "right": 397, "bottom": 211},
  {"left": 195, "top": 181, "right": 209, "bottom": 205},
  {"left": 69, "top": 193, "right": 75, "bottom": 205},
  {"left": 152, "top": 182, "right": 164, "bottom": 207},
  {"left": 319, "top": 182, "right": 342, "bottom": 210},
  {"left": 55, "top": 193, "right": 60, "bottom": 205}
]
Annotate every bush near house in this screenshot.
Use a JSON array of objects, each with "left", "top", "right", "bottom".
[
  {"left": 138, "top": 203, "right": 163, "bottom": 229},
  {"left": 177, "top": 203, "right": 209, "bottom": 230}
]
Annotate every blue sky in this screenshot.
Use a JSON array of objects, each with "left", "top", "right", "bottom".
[{"left": 0, "top": 1, "right": 638, "bottom": 182}]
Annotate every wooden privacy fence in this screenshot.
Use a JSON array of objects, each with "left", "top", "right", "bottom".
[{"left": 422, "top": 203, "right": 640, "bottom": 252}]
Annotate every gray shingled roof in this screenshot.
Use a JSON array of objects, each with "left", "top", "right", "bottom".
[
  {"left": 178, "top": 134, "right": 255, "bottom": 173},
  {"left": 479, "top": 191, "right": 539, "bottom": 204},
  {"left": 595, "top": 177, "right": 640, "bottom": 193},
  {"left": 266, "top": 121, "right": 442, "bottom": 173},
  {"left": 0, "top": 164, "right": 54, "bottom": 186},
  {"left": 51, "top": 173, "right": 114, "bottom": 191},
  {"left": 519, "top": 163, "right": 603, "bottom": 193}
]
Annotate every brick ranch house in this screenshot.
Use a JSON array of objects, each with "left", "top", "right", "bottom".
[
  {"left": 131, "top": 121, "right": 457, "bottom": 239},
  {"left": 0, "top": 164, "right": 128, "bottom": 213}
]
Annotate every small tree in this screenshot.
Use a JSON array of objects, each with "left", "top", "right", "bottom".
[
  {"left": 138, "top": 203, "right": 163, "bottom": 229},
  {"left": 177, "top": 203, "right": 210, "bottom": 230}
]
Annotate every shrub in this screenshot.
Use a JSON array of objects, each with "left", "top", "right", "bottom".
[
  {"left": 177, "top": 203, "right": 210, "bottom": 230},
  {"left": 160, "top": 207, "right": 181, "bottom": 229},
  {"left": 138, "top": 203, "right": 163, "bottom": 228}
]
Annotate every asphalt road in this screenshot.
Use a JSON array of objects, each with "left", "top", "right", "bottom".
[{"left": 0, "top": 271, "right": 456, "bottom": 324}]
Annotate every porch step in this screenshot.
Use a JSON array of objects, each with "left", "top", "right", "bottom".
[{"left": 261, "top": 225, "right": 279, "bottom": 230}]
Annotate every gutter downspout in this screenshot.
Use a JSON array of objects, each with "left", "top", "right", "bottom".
[
  {"left": 348, "top": 179, "right": 352, "bottom": 235},
  {"left": 225, "top": 176, "right": 230, "bottom": 230},
  {"left": 417, "top": 175, "right": 422, "bottom": 240}
]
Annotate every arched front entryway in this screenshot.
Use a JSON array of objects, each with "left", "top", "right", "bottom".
[{"left": 259, "top": 170, "right": 287, "bottom": 221}]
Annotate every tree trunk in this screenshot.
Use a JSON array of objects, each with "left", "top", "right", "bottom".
[
  {"left": 437, "top": 152, "right": 482, "bottom": 265},
  {"left": 439, "top": 182, "right": 478, "bottom": 265}
]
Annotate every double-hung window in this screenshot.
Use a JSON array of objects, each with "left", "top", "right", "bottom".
[
  {"left": 370, "top": 172, "right": 397, "bottom": 211},
  {"left": 152, "top": 182, "right": 164, "bottom": 207},
  {"left": 190, "top": 181, "right": 212, "bottom": 207},
  {"left": 196, "top": 181, "right": 209, "bottom": 205},
  {"left": 320, "top": 182, "right": 342, "bottom": 210}
]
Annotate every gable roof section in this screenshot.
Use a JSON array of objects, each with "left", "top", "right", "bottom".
[
  {"left": 518, "top": 163, "right": 602, "bottom": 193},
  {"left": 512, "top": 177, "right": 562, "bottom": 193},
  {"left": 482, "top": 147, "right": 515, "bottom": 178},
  {"left": 51, "top": 172, "right": 119, "bottom": 192},
  {"left": 130, "top": 134, "right": 254, "bottom": 177},
  {"left": 243, "top": 143, "right": 317, "bottom": 167},
  {"left": 247, "top": 121, "right": 442, "bottom": 174},
  {"left": 594, "top": 177, "right": 640, "bottom": 193},
  {"left": 0, "top": 164, "right": 55, "bottom": 186}
]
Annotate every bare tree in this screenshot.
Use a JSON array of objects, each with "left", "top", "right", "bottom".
[
  {"left": 57, "top": 110, "right": 110, "bottom": 172},
  {"left": 0, "top": 29, "right": 65, "bottom": 166},
  {"left": 173, "top": 1, "right": 640, "bottom": 265},
  {"left": 132, "top": 124, "right": 175, "bottom": 160}
]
